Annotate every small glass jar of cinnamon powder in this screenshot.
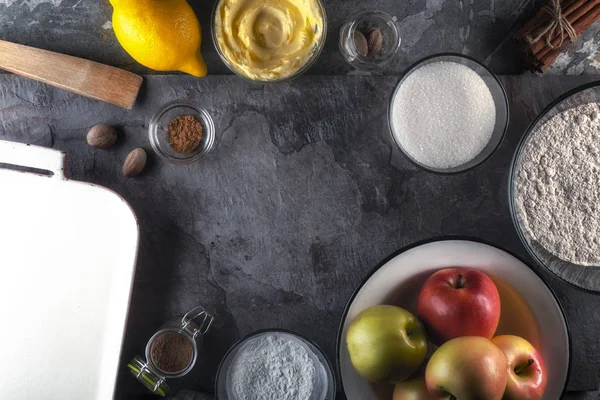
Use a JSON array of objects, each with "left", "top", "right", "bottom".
[
  {"left": 128, "top": 306, "right": 214, "bottom": 396},
  {"left": 149, "top": 101, "right": 216, "bottom": 165}
]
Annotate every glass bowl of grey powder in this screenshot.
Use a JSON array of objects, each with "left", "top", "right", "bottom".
[
  {"left": 388, "top": 53, "right": 509, "bottom": 173},
  {"left": 510, "top": 82, "right": 600, "bottom": 292},
  {"left": 215, "top": 329, "right": 336, "bottom": 400}
]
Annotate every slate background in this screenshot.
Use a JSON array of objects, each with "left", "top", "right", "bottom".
[
  {"left": 1, "top": 74, "right": 599, "bottom": 398},
  {"left": 1, "top": 0, "right": 600, "bottom": 398}
]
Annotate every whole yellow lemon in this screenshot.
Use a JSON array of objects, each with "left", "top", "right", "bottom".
[{"left": 109, "top": 0, "right": 207, "bottom": 77}]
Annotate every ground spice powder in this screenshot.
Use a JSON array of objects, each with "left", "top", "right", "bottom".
[
  {"left": 167, "top": 115, "right": 203, "bottom": 154},
  {"left": 150, "top": 331, "right": 194, "bottom": 374}
]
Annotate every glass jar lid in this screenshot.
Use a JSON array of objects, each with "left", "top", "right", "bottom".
[
  {"left": 180, "top": 305, "right": 214, "bottom": 339},
  {"left": 128, "top": 356, "right": 170, "bottom": 397}
]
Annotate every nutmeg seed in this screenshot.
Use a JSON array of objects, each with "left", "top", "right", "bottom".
[
  {"left": 366, "top": 28, "right": 383, "bottom": 57},
  {"left": 123, "top": 148, "right": 147, "bottom": 177},
  {"left": 87, "top": 124, "right": 117, "bottom": 149},
  {"left": 353, "top": 30, "right": 368, "bottom": 57}
]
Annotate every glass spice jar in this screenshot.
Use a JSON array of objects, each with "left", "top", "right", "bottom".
[{"left": 128, "top": 306, "right": 214, "bottom": 397}]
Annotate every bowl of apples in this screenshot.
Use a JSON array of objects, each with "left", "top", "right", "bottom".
[{"left": 337, "top": 238, "right": 569, "bottom": 400}]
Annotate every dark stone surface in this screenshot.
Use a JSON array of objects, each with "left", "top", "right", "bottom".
[
  {"left": 1, "top": 75, "right": 600, "bottom": 399},
  {"left": 2, "top": 0, "right": 600, "bottom": 75}
]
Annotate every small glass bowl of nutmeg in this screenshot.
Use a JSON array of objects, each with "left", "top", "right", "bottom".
[
  {"left": 149, "top": 101, "right": 215, "bottom": 165},
  {"left": 339, "top": 10, "right": 401, "bottom": 71}
]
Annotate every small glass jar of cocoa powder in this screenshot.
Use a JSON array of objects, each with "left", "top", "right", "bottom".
[
  {"left": 149, "top": 101, "right": 216, "bottom": 165},
  {"left": 128, "top": 306, "right": 214, "bottom": 396}
]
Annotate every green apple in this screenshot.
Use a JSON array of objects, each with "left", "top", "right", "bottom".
[
  {"left": 346, "top": 305, "right": 427, "bottom": 382},
  {"left": 394, "top": 377, "right": 436, "bottom": 400},
  {"left": 425, "top": 336, "right": 508, "bottom": 400}
]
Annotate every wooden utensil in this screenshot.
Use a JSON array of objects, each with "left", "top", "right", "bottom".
[{"left": 0, "top": 39, "right": 143, "bottom": 109}]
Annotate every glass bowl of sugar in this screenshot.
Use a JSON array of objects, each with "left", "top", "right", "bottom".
[
  {"left": 215, "top": 329, "right": 336, "bottom": 400},
  {"left": 388, "top": 53, "right": 509, "bottom": 173}
]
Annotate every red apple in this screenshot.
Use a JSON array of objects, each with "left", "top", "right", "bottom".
[
  {"left": 417, "top": 267, "right": 501, "bottom": 343},
  {"left": 492, "top": 335, "right": 547, "bottom": 400},
  {"left": 426, "top": 336, "right": 508, "bottom": 400}
]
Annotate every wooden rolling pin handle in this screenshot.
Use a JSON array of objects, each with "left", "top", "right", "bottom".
[{"left": 0, "top": 39, "right": 143, "bottom": 109}]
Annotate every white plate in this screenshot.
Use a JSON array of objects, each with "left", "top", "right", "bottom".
[{"left": 337, "top": 239, "right": 569, "bottom": 400}]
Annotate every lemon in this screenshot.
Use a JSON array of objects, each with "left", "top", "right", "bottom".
[{"left": 109, "top": 0, "right": 207, "bottom": 77}]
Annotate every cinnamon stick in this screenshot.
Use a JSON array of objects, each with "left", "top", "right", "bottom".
[
  {"left": 538, "top": 4, "right": 600, "bottom": 71},
  {"left": 526, "top": 0, "right": 591, "bottom": 45},
  {"left": 530, "top": 0, "right": 600, "bottom": 55},
  {"left": 536, "top": 2, "right": 600, "bottom": 58},
  {"left": 538, "top": 48, "right": 564, "bottom": 72},
  {"left": 515, "top": 0, "right": 581, "bottom": 41},
  {"left": 516, "top": 0, "right": 600, "bottom": 72}
]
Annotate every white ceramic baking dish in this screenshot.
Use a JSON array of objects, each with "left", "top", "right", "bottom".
[{"left": 0, "top": 140, "right": 139, "bottom": 399}]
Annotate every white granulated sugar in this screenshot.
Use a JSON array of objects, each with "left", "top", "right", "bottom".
[
  {"left": 516, "top": 102, "right": 600, "bottom": 266},
  {"left": 230, "top": 334, "right": 316, "bottom": 400},
  {"left": 391, "top": 61, "right": 496, "bottom": 169}
]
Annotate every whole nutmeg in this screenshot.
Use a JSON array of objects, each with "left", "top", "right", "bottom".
[
  {"left": 353, "top": 30, "right": 368, "bottom": 57},
  {"left": 123, "top": 148, "right": 147, "bottom": 177},
  {"left": 366, "top": 28, "right": 383, "bottom": 56},
  {"left": 87, "top": 124, "right": 117, "bottom": 149}
]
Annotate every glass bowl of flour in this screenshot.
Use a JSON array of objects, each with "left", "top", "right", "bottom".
[
  {"left": 388, "top": 53, "right": 509, "bottom": 173},
  {"left": 510, "top": 82, "right": 600, "bottom": 292},
  {"left": 215, "top": 329, "right": 336, "bottom": 400}
]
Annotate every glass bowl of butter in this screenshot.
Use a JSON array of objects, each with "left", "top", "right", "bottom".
[{"left": 212, "top": 0, "right": 327, "bottom": 82}]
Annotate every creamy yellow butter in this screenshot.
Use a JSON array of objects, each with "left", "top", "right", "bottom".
[{"left": 214, "top": 0, "right": 324, "bottom": 81}]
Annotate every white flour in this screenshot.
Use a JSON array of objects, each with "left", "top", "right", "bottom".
[
  {"left": 515, "top": 102, "right": 600, "bottom": 266},
  {"left": 230, "top": 333, "right": 316, "bottom": 400}
]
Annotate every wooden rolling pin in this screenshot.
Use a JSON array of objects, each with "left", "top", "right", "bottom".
[{"left": 0, "top": 40, "right": 143, "bottom": 109}]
